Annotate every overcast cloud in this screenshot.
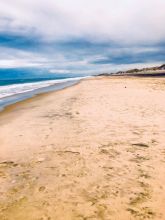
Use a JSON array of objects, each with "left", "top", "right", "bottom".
[{"left": 0, "top": 0, "right": 164, "bottom": 75}]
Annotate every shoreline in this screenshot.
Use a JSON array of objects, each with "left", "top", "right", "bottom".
[
  {"left": 0, "top": 76, "right": 165, "bottom": 219},
  {"left": 0, "top": 75, "right": 93, "bottom": 113},
  {"left": 0, "top": 73, "right": 163, "bottom": 116},
  {"left": 1, "top": 72, "right": 164, "bottom": 115},
  {"left": 0, "top": 78, "right": 85, "bottom": 115}
]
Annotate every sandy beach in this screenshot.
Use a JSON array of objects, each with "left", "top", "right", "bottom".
[{"left": 0, "top": 76, "right": 165, "bottom": 220}]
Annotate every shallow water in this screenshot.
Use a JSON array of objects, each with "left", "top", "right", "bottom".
[{"left": 0, "top": 77, "right": 87, "bottom": 111}]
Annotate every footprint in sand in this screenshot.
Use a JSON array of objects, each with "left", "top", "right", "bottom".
[
  {"left": 39, "top": 186, "right": 46, "bottom": 192},
  {"left": 132, "top": 143, "right": 150, "bottom": 148},
  {"left": 0, "top": 161, "right": 19, "bottom": 168}
]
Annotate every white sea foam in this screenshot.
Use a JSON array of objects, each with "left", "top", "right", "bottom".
[{"left": 0, "top": 76, "right": 87, "bottom": 99}]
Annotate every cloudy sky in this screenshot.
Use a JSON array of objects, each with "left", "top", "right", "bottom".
[{"left": 0, "top": 0, "right": 165, "bottom": 78}]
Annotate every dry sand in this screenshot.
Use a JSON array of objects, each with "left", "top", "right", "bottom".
[{"left": 0, "top": 76, "right": 165, "bottom": 220}]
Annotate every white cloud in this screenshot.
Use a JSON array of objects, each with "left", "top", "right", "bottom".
[
  {"left": 0, "top": 0, "right": 165, "bottom": 44},
  {"left": 0, "top": 59, "right": 41, "bottom": 68},
  {"left": 0, "top": 45, "right": 89, "bottom": 70},
  {"left": 0, "top": 1, "right": 164, "bottom": 73},
  {"left": 0, "top": 46, "right": 48, "bottom": 68}
]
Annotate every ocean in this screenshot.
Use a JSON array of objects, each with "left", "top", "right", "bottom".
[{"left": 0, "top": 76, "right": 88, "bottom": 111}]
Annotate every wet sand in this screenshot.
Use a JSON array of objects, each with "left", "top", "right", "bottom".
[{"left": 0, "top": 76, "right": 165, "bottom": 220}]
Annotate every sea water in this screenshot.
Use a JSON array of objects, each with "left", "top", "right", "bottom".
[{"left": 0, "top": 76, "right": 88, "bottom": 111}]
